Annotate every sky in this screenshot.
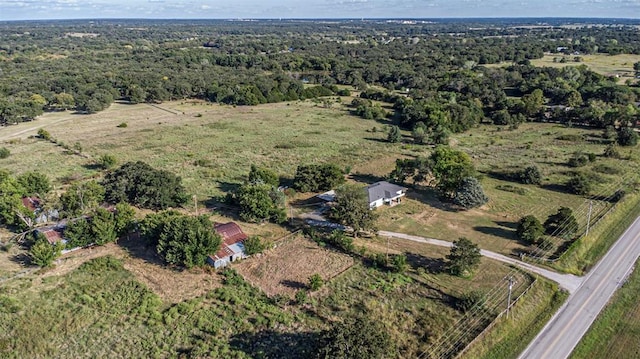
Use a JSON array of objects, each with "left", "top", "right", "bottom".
[{"left": 0, "top": 0, "right": 639, "bottom": 21}]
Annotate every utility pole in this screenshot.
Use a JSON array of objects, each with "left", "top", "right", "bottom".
[
  {"left": 585, "top": 200, "right": 594, "bottom": 236},
  {"left": 386, "top": 236, "right": 390, "bottom": 264},
  {"left": 506, "top": 275, "right": 516, "bottom": 318},
  {"left": 193, "top": 195, "right": 198, "bottom": 216}
]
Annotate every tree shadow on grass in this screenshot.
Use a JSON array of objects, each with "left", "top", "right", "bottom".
[
  {"left": 348, "top": 172, "right": 388, "bottom": 185},
  {"left": 473, "top": 226, "right": 517, "bottom": 241},
  {"left": 280, "top": 279, "right": 307, "bottom": 290},
  {"left": 9, "top": 253, "right": 32, "bottom": 266},
  {"left": 117, "top": 234, "right": 167, "bottom": 267},
  {"left": 494, "top": 221, "right": 517, "bottom": 230},
  {"left": 405, "top": 252, "right": 446, "bottom": 274},
  {"left": 540, "top": 183, "right": 570, "bottom": 194},
  {"left": 229, "top": 330, "right": 322, "bottom": 359}
]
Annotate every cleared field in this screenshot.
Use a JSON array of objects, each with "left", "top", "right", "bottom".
[
  {"left": 530, "top": 54, "right": 640, "bottom": 83},
  {"left": 570, "top": 258, "right": 640, "bottom": 359},
  {"left": 0, "top": 100, "right": 394, "bottom": 202},
  {"left": 486, "top": 53, "right": 640, "bottom": 83},
  {"left": 235, "top": 235, "right": 354, "bottom": 297}
]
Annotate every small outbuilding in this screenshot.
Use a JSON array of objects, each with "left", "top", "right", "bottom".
[
  {"left": 35, "top": 224, "right": 66, "bottom": 245},
  {"left": 207, "top": 222, "right": 248, "bottom": 269},
  {"left": 366, "top": 181, "right": 407, "bottom": 209}
]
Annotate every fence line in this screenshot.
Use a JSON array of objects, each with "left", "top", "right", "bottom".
[{"left": 454, "top": 277, "right": 538, "bottom": 359}]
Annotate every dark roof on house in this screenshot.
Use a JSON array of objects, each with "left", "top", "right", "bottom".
[
  {"left": 211, "top": 222, "right": 248, "bottom": 261},
  {"left": 366, "top": 181, "right": 407, "bottom": 203},
  {"left": 22, "top": 197, "right": 41, "bottom": 212}
]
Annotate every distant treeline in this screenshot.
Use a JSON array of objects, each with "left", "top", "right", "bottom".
[{"left": 0, "top": 19, "right": 639, "bottom": 126}]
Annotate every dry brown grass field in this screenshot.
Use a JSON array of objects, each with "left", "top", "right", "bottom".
[
  {"left": 486, "top": 53, "right": 640, "bottom": 83},
  {"left": 235, "top": 235, "right": 354, "bottom": 298}
]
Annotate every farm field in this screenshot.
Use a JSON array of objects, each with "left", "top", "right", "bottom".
[
  {"left": 2, "top": 101, "right": 636, "bottom": 256},
  {"left": 0, "top": 99, "right": 392, "bottom": 202},
  {"left": 486, "top": 53, "right": 640, "bottom": 83}
]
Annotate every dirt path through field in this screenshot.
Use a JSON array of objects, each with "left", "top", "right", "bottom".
[{"left": 0, "top": 114, "right": 77, "bottom": 142}]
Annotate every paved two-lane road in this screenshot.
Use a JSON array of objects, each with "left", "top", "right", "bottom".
[{"left": 518, "top": 216, "right": 640, "bottom": 359}]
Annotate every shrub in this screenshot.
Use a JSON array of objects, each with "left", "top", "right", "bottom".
[
  {"left": 568, "top": 153, "right": 589, "bottom": 167},
  {"left": 116, "top": 122, "right": 128, "bottom": 128},
  {"left": 97, "top": 154, "right": 117, "bottom": 169},
  {"left": 294, "top": 289, "right": 308, "bottom": 304},
  {"left": 308, "top": 273, "right": 324, "bottom": 291},
  {"left": 495, "top": 184, "right": 527, "bottom": 195},
  {"left": 566, "top": 172, "right": 592, "bottom": 195},
  {"left": 518, "top": 166, "right": 542, "bottom": 185},
  {"left": 0, "top": 147, "right": 10, "bottom": 159},
  {"left": 617, "top": 127, "right": 638, "bottom": 146},
  {"left": 455, "top": 291, "right": 486, "bottom": 313},
  {"left": 391, "top": 254, "right": 408, "bottom": 273},
  {"left": 37, "top": 128, "right": 51, "bottom": 140},
  {"left": 244, "top": 236, "right": 266, "bottom": 255},
  {"left": 603, "top": 143, "right": 620, "bottom": 158},
  {"left": 29, "top": 235, "right": 61, "bottom": 267}
]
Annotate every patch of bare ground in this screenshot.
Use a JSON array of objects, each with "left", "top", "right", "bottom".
[
  {"left": 235, "top": 235, "right": 354, "bottom": 298},
  {"left": 40, "top": 237, "right": 222, "bottom": 303}
]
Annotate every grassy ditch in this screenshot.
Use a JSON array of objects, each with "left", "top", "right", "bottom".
[
  {"left": 570, "top": 259, "right": 640, "bottom": 359},
  {"left": 554, "top": 190, "right": 640, "bottom": 275},
  {"left": 462, "top": 280, "right": 569, "bottom": 359}
]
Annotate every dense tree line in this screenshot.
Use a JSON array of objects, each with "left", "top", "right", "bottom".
[{"left": 1, "top": 19, "right": 639, "bottom": 126}]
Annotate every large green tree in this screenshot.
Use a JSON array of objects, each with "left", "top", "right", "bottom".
[
  {"left": 235, "top": 183, "right": 286, "bottom": 224},
  {"left": 59, "top": 180, "right": 105, "bottom": 217},
  {"left": 293, "top": 164, "right": 345, "bottom": 192},
  {"left": 0, "top": 170, "right": 33, "bottom": 229},
  {"left": 102, "top": 161, "right": 188, "bottom": 210},
  {"left": 544, "top": 207, "right": 579, "bottom": 237},
  {"left": 329, "top": 184, "right": 378, "bottom": 237},
  {"left": 446, "top": 237, "right": 481, "bottom": 277},
  {"left": 156, "top": 214, "right": 222, "bottom": 268},
  {"left": 516, "top": 215, "right": 544, "bottom": 244},
  {"left": 29, "top": 235, "right": 62, "bottom": 267},
  {"left": 430, "top": 145, "right": 476, "bottom": 196},
  {"left": 17, "top": 171, "right": 51, "bottom": 197},
  {"left": 452, "top": 177, "right": 488, "bottom": 209}
]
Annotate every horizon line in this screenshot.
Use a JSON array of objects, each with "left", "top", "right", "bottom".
[{"left": 1, "top": 16, "right": 640, "bottom": 22}]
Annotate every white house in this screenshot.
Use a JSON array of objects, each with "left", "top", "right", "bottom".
[{"left": 366, "top": 181, "right": 407, "bottom": 209}]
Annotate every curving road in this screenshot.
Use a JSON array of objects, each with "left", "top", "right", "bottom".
[
  {"left": 378, "top": 230, "right": 583, "bottom": 293},
  {"left": 518, "top": 216, "right": 640, "bottom": 359}
]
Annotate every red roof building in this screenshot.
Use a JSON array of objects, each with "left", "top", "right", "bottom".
[
  {"left": 208, "top": 222, "right": 248, "bottom": 269},
  {"left": 35, "top": 226, "right": 65, "bottom": 245},
  {"left": 22, "top": 197, "right": 42, "bottom": 212}
]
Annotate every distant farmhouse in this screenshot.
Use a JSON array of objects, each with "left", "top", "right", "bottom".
[
  {"left": 366, "top": 181, "right": 407, "bottom": 209},
  {"left": 208, "top": 222, "right": 248, "bottom": 269}
]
